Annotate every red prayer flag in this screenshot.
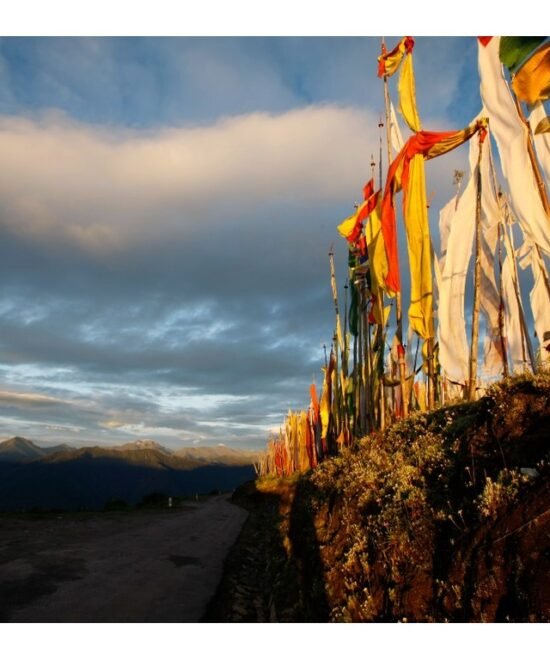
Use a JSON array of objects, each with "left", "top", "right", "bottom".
[
  {"left": 363, "top": 178, "right": 375, "bottom": 201},
  {"left": 478, "top": 37, "right": 493, "bottom": 47},
  {"left": 381, "top": 122, "right": 485, "bottom": 293}
]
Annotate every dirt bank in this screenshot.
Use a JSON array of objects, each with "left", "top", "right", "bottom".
[{"left": 207, "top": 375, "right": 550, "bottom": 622}]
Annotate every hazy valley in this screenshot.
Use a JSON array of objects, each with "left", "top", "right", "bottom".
[{"left": 0, "top": 437, "right": 258, "bottom": 511}]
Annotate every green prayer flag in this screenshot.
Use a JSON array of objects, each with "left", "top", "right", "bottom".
[{"left": 499, "top": 36, "right": 546, "bottom": 73}]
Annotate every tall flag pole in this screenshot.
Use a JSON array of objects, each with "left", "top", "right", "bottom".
[
  {"left": 363, "top": 284, "right": 373, "bottom": 430},
  {"left": 503, "top": 204, "right": 538, "bottom": 372},
  {"left": 329, "top": 249, "right": 349, "bottom": 441},
  {"left": 481, "top": 35, "right": 550, "bottom": 370},
  {"left": 468, "top": 132, "right": 486, "bottom": 400},
  {"left": 357, "top": 276, "right": 365, "bottom": 434},
  {"left": 511, "top": 91, "right": 550, "bottom": 214},
  {"left": 496, "top": 220, "right": 510, "bottom": 377},
  {"left": 478, "top": 37, "right": 550, "bottom": 255},
  {"left": 381, "top": 37, "right": 409, "bottom": 418},
  {"left": 485, "top": 140, "right": 514, "bottom": 378},
  {"left": 372, "top": 148, "right": 386, "bottom": 429},
  {"left": 510, "top": 95, "right": 550, "bottom": 303},
  {"left": 506, "top": 58, "right": 550, "bottom": 363}
]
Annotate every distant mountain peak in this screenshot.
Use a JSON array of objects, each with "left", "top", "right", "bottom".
[
  {"left": 0, "top": 436, "right": 44, "bottom": 461},
  {"left": 134, "top": 440, "right": 164, "bottom": 449},
  {"left": 114, "top": 440, "right": 172, "bottom": 454},
  {"left": 6, "top": 436, "right": 37, "bottom": 446}
]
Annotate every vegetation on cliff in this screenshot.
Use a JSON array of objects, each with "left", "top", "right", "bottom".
[{"left": 210, "top": 373, "right": 549, "bottom": 622}]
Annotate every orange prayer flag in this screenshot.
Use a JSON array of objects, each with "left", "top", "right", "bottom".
[
  {"left": 381, "top": 120, "right": 486, "bottom": 296},
  {"left": 337, "top": 186, "right": 380, "bottom": 245},
  {"left": 363, "top": 178, "right": 375, "bottom": 201}
]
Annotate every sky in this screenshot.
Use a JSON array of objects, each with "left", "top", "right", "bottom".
[
  {"left": 0, "top": 34, "right": 501, "bottom": 449},
  {"left": 2, "top": 9, "right": 545, "bottom": 660}
]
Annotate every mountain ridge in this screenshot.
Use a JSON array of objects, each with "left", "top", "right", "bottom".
[
  {"left": 0, "top": 436, "right": 72, "bottom": 462},
  {"left": 0, "top": 436, "right": 260, "bottom": 466},
  {"left": 0, "top": 436, "right": 259, "bottom": 511}
]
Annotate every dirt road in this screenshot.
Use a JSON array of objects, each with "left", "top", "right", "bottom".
[{"left": 0, "top": 495, "right": 247, "bottom": 622}]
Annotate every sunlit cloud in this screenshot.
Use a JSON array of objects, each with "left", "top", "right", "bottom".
[
  {"left": 0, "top": 106, "right": 380, "bottom": 254},
  {"left": 0, "top": 37, "right": 482, "bottom": 450},
  {"left": 100, "top": 419, "right": 125, "bottom": 429},
  {"left": 0, "top": 389, "right": 67, "bottom": 407}
]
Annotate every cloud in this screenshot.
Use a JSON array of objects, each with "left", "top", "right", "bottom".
[
  {"left": 0, "top": 105, "right": 380, "bottom": 253},
  {"left": 0, "top": 37, "right": 480, "bottom": 128},
  {"left": 0, "top": 36, "right": 482, "bottom": 450},
  {"left": 0, "top": 103, "right": 472, "bottom": 449},
  {"left": 0, "top": 389, "right": 66, "bottom": 407},
  {"left": 100, "top": 419, "right": 124, "bottom": 429}
]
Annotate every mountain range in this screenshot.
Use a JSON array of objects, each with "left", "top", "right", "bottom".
[
  {"left": 0, "top": 436, "right": 72, "bottom": 462},
  {"left": 0, "top": 437, "right": 259, "bottom": 512}
]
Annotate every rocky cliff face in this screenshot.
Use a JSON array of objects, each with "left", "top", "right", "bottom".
[{"left": 208, "top": 374, "right": 550, "bottom": 622}]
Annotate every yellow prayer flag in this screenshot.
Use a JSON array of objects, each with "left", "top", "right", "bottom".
[
  {"left": 398, "top": 51, "right": 422, "bottom": 132},
  {"left": 403, "top": 153, "right": 434, "bottom": 340},
  {"left": 378, "top": 37, "right": 414, "bottom": 78},
  {"left": 425, "top": 120, "right": 486, "bottom": 160},
  {"left": 337, "top": 214, "right": 357, "bottom": 239},
  {"left": 319, "top": 368, "right": 330, "bottom": 440},
  {"left": 365, "top": 201, "right": 391, "bottom": 295},
  {"left": 512, "top": 42, "right": 550, "bottom": 105}
]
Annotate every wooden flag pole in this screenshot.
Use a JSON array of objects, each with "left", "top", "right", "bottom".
[
  {"left": 343, "top": 279, "right": 351, "bottom": 442},
  {"left": 487, "top": 139, "right": 539, "bottom": 375},
  {"left": 329, "top": 250, "right": 349, "bottom": 437},
  {"left": 356, "top": 283, "right": 365, "bottom": 435},
  {"left": 332, "top": 333, "right": 342, "bottom": 443},
  {"left": 468, "top": 137, "right": 484, "bottom": 401},
  {"left": 343, "top": 279, "right": 349, "bottom": 374},
  {"left": 372, "top": 146, "right": 386, "bottom": 431},
  {"left": 497, "top": 221, "right": 510, "bottom": 378},
  {"left": 502, "top": 206, "right": 537, "bottom": 373},
  {"left": 426, "top": 195, "right": 436, "bottom": 410},
  {"left": 356, "top": 278, "right": 367, "bottom": 433},
  {"left": 329, "top": 250, "right": 346, "bottom": 376},
  {"left": 513, "top": 95, "right": 550, "bottom": 215},
  {"left": 363, "top": 282, "right": 374, "bottom": 432},
  {"left": 381, "top": 38, "right": 409, "bottom": 418},
  {"left": 375, "top": 296, "right": 386, "bottom": 431},
  {"left": 512, "top": 94, "right": 550, "bottom": 302},
  {"left": 486, "top": 142, "right": 511, "bottom": 379}
]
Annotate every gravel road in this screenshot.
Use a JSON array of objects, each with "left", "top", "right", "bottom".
[{"left": 0, "top": 495, "right": 247, "bottom": 622}]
